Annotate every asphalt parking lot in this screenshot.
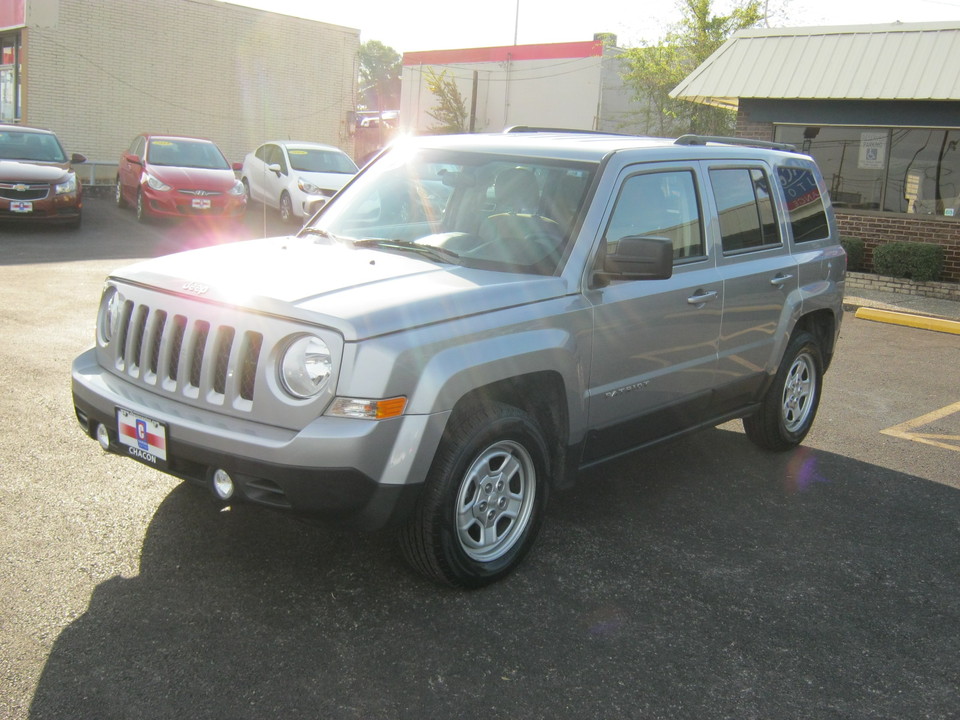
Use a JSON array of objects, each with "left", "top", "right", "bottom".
[{"left": 2, "top": 197, "right": 959, "bottom": 719}]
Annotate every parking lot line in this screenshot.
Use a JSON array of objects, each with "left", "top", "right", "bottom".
[{"left": 881, "top": 400, "right": 960, "bottom": 452}]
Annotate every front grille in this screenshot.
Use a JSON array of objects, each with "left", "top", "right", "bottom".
[
  {"left": 178, "top": 189, "right": 223, "bottom": 197},
  {"left": 0, "top": 182, "right": 49, "bottom": 201},
  {"left": 109, "top": 297, "right": 263, "bottom": 409}
]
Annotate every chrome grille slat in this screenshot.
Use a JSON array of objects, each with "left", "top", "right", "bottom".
[{"left": 107, "top": 298, "right": 263, "bottom": 412}]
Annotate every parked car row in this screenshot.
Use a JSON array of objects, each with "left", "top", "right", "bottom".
[{"left": 0, "top": 122, "right": 359, "bottom": 229}]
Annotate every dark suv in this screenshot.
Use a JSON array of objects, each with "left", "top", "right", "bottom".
[{"left": 73, "top": 130, "right": 845, "bottom": 587}]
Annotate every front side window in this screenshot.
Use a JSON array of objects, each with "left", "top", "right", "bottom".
[
  {"left": 710, "top": 167, "right": 781, "bottom": 253},
  {"left": 604, "top": 169, "right": 704, "bottom": 261},
  {"left": 312, "top": 147, "right": 596, "bottom": 275}
]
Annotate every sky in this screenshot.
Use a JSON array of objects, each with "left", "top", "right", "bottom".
[{"left": 228, "top": 0, "right": 960, "bottom": 52}]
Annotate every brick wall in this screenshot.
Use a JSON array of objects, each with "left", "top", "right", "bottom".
[
  {"left": 837, "top": 212, "right": 960, "bottom": 283},
  {"left": 22, "top": 0, "right": 359, "bottom": 164}
]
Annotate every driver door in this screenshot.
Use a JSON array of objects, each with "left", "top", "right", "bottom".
[{"left": 584, "top": 164, "right": 722, "bottom": 463}]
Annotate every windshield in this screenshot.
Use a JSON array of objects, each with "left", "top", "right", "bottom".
[
  {"left": 287, "top": 147, "right": 358, "bottom": 174},
  {"left": 311, "top": 147, "right": 595, "bottom": 275},
  {"left": 0, "top": 130, "right": 68, "bottom": 162},
  {"left": 146, "top": 138, "right": 230, "bottom": 170}
]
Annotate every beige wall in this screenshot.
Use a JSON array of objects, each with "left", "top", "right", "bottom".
[{"left": 22, "top": 0, "right": 359, "bottom": 164}]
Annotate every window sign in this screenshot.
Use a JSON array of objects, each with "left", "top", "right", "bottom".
[{"left": 859, "top": 132, "right": 887, "bottom": 170}]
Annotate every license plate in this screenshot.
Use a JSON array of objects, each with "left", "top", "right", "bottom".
[
  {"left": 11, "top": 201, "right": 33, "bottom": 213},
  {"left": 116, "top": 408, "right": 168, "bottom": 466},
  {"left": 191, "top": 198, "right": 211, "bottom": 209}
]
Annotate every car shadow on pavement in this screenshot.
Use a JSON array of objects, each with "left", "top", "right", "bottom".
[
  {"left": 1, "top": 197, "right": 292, "bottom": 266},
  {"left": 28, "top": 428, "right": 960, "bottom": 719}
]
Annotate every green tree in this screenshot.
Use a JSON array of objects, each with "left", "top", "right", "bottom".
[
  {"left": 620, "top": 0, "right": 764, "bottom": 136},
  {"left": 424, "top": 68, "right": 468, "bottom": 134},
  {"left": 358, "top": 40, "right": 401, "bottom": 112}
]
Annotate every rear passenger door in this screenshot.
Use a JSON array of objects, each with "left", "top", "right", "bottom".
[
  {"left": 705, "top": 163, "right": 798, "bottom": 413},
  {"left": 584, "top": 164, "right": 722, "bottom": 462}
]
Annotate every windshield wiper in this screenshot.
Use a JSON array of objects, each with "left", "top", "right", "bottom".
[{"left": 353, "top": 238, "right": 461, "bottom": 264}]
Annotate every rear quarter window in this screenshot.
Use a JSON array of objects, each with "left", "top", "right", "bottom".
[{"left": 776, "top": 165, "right": 830, "bottom": 243}]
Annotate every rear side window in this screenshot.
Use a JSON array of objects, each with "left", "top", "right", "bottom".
[
  {"left": 710, "top": 168, "right": 780, "bottom": 253},
  {"left": 604, "top": 169, "right": 705, "bottom": 261},
  {"left": 776, "top": 166, "right": 830, "bottom": 243}
]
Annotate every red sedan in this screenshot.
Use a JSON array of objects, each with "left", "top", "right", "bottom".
[{"left": 116, "top": 134, "right": 246, "bottom": 222}]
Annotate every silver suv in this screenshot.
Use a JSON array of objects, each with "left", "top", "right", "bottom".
[{"left": 72, "top": 130, "right": 845, "bottom": 587}]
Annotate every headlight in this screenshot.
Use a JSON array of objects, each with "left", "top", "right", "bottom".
[
  {"left": 279, "top": 334, "right": 332, "bottom": 398},
  {"left": 55, "top": 173, "right": 78, "bottom": 195},
  {"left": 228, "top": 179, "right": 246, "bottom": 196},
  {"left": 297, "top": 178, "right": 323, "bottom": 195},
  {"left": 145, "top": 173, "right": 171, "bottom": 192},
  {"left": 97, "top": 285, "right": 124, "bottom": 345}
]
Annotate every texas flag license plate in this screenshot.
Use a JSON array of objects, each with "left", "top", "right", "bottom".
[{"left": 116, "top": 408, "right": 168, "bottom": 467}]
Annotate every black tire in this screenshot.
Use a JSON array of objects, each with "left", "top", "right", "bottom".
[
  {"left": 135, "top": 189, "right": 149, "bottom": 223},
  {"left": 279, "top": 192, "right": 294, "bottom": 223},
  {"left": 400, "top": 401, "right": 549, "bottom": 588},
  {"left": 743, "top": 330, "right": 823, "bottom": 451},
  {"left": 115, "top": 177, "right": 127, "bottom": 208}
]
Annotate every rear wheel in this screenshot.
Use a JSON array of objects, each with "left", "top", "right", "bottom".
[
  {"left": 400, "top": 402, "right": 549, "bottom": 588},
  {"left": 743, "top": 330, "right": 823, "bottom": 451}
]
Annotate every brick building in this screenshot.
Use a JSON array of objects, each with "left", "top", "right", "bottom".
[
  {"left": 0, "top": 0, "right": 359, "bottom": 180},
  {"left": 672, "top": 22, "right": 960, "bottom": 283}
]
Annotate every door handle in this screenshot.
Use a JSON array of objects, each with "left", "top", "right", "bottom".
[
  {"left": 770, "top": 273, "right": 794, "bottom": 287},
  {"left": 687, "top": 290, "right": 718, "bottom": 305}
]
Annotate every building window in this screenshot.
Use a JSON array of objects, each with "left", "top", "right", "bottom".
[
  {"left": 0, "top": 32, "right": 21, "bottom": 123},
  {"left": 776, "top": 125, "right": 960, "bottom": 219}
]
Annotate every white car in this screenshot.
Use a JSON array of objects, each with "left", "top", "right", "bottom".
[{"left": 241, "top": 141, "right": 358, "bottom": 222}]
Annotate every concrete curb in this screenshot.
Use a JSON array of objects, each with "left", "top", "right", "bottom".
[{"left": 854, "top": 307, "right": 960, "bottom": 335}]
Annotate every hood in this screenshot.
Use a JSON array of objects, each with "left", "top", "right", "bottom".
[
  {"left": 114, "top": 235, "right": 567, "bottom": 341},
  {"left": 145, "top": 164, "right": 238, "bottom": 191},
  {"left": 0, "top": 159, "right": 72, "bottom": 183}
]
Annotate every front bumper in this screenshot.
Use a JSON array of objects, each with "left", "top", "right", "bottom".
[
  {"left": 142, "top": 186, "right": 246, "bottom": 219},
  {"left": 72, "top": 349, "right": 449, "bottom": 530},
  {"left": 0, "top": 192, "right": 82, "bottom": 223}
]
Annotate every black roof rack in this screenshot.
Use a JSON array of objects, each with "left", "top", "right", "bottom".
[
  {"left": 674, "top": 134, "right": 797, "bottom": 152},
  {"left": 503, "top": 126, "right": 632, "bottom": 136}
]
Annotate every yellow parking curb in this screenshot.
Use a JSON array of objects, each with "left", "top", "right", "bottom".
[{"left": 855, "top": 307, "right": 960, "bottom": 335}]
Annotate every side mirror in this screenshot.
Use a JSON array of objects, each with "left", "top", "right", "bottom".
[
  {"left": 594, "top": 235, "right": 674, "bottom": 285},
  {"left": 123, "top": 153, "right": 142, "bottom": 165},
  {"left": 267, "top": 163, "right": 283, "bottom": 176},
  {"left": 232, "top": 161, "right": 242, "bottom": 172},
  {"left": 71, "top": 153, "right": 87, "bottom": 164}
]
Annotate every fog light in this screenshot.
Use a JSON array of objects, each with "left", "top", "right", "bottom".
[
  {"left": 212, "top": 469, "right": 234, "bottom": 500},
  {"left": 95, "top": 423, "right": 111, "bottom": 451}
]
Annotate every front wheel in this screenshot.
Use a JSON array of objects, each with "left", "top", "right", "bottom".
[
  {"left": 135, "top": 189, "right": 149, "bottom": 223},
  {"left": 743, "top": 330, "right": 823, "bottom": 451},
  {"left": 400, "top": 402, "right": 549, "bottom": 588},
  {"left": 279, "top": 192, "right": 294, "bottom": 224},
  {"left": 115, "top": 177, "right": 127, "bottom": 208}
]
